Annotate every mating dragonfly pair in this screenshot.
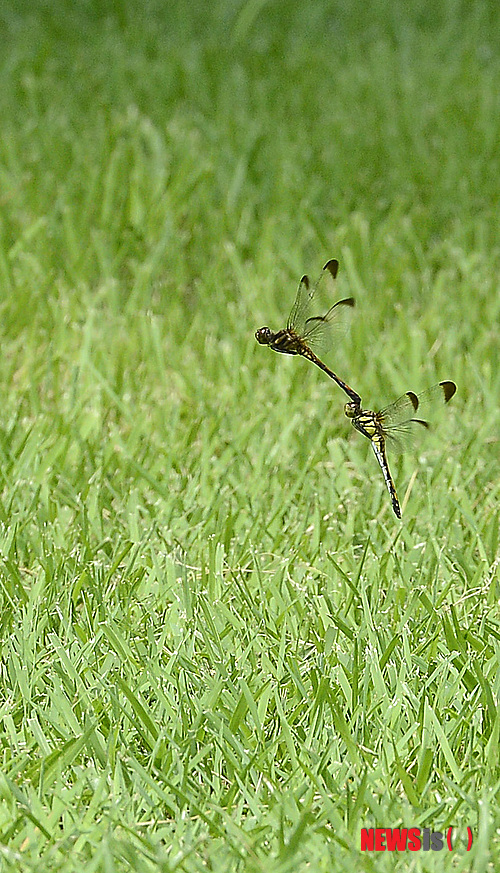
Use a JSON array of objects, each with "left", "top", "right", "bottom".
[{"left": 255, "top": 258, "right": 456, "bottom": 519}]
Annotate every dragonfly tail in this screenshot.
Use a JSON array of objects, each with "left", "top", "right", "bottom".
[
  {"left": 302, "top": 350, "right": 362, "bottom": 406},
  {"left": 371, "top": 440, "right": 402, "bottom": 519}
]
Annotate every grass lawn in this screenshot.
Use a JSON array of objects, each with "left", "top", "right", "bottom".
[{"left": 0, "top": 0, "right": 499, "bottom": 870}]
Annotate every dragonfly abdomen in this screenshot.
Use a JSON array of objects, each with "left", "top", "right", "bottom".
[{"left": 370, "top": 436, "right": 402, "bottom": 519}]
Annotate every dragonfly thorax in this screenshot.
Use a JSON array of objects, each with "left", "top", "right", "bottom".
[{"left": 352, "top": 413, "right": 380, "bottom": 441}]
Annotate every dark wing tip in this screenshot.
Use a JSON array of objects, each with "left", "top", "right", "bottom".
[
  {"left": 440, "top": 381, "right": 457, "bottom": 403},
  {"left": 300, "top": 274, "right": 310, "bottom": 289},
  {"left": 406, "top": 391, "right": 419, "bottom": 412},
  {"left": 338, "top": 296, "right": 355, "bottom": 309},
  {"left": 304, "top": 315, "right": 326, "bottom": 329},
  {"left": 323, "top": 259, "right": 339, "bottom": 279}
]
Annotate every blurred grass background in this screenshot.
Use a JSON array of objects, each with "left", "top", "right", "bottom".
[{"left": 0, "top": 0, "right": 498, "bottom": 870}]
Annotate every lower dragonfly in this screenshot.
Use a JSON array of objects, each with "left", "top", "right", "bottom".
[
  {"left": 255, "top": 259, "right": 361, "bottom": 405},
  {"left": 344, "top": 381, "right": 457, "bottom": 518}
]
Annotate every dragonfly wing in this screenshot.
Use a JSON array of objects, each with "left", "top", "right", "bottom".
[
  {"left": 287, "top": 258, "right": 340, "bottom": 336},
  {"left": 379, "top": 382, "right": 456, "bottom": 427},
  {"left": 380, "top": 381, "right": 456, "bottom": 454},
  {"left": 378, "top": 391, "right": 419, "bottom": 427},
  {"left": 323, "top": 258, "right": 339, "bottom": 280},
  {"left": 302, "top": 297, "right": 355, "bottom": 355},
  {"left": 384, "top": 419, "right": 430, "bottom": 455},
  {"left": 411, "top": 381, "right": 457, "bottom": 417},
  {"left": 287, "top": 274, "right": 312, "bottom": 334}
]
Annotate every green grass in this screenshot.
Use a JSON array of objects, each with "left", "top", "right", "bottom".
[{"left": 0, "top": 1, "right": 499, "bottom": 870}]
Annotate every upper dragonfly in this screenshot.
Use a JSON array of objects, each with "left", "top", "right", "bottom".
[
  {"left": 255, "top": 259, "right": 361, "bottom": 406},
  {"left": 344, "top": 381, "right": 457, "bottom": 518}
]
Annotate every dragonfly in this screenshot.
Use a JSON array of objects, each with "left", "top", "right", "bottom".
[
  {"left": 255, "top": 259, "right": 362, "bottom": 405},
  {"left": 344, "top": 380, "right": 457, "bottom": 518}
]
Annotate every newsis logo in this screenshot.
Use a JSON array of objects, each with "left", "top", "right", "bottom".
[{"left": 361, "top": 827, "right": 474, "bottom": 852}]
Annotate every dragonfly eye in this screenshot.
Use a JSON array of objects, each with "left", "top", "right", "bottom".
[{"left": 255, "top": 327, "right": 272, "bottom": 344}]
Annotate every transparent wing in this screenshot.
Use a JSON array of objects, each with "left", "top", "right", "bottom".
[
  {"left": 410, "top": 381, "right": 456, "bottom": 417},
  {"left": 301, "top": 297, "right": 355, "bottom": 356},
  {"left": 287, "top": 274, "right": 312, "bottom": 335},
  {"left": 287, "top": 258, "right": 340, "bottom": 336},
  {"left": 379, "top": 381, "right": 456, "bottom": 455},
  {"left": 377, "top": 391, "right": 420, "bottom": 427},
  {"left": 379, "top": 381, "right": 456, "bottom": 427},
  {"left": 383, "top": 419, "right": 430, "bottom": 455}
]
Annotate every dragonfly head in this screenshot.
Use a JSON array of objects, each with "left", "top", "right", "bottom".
[
  {"left": 255, "top": 327, "right": 273, "bottom": 345},
  {"left": 344, "top": 401, "right": 360, "bottom": 419}
]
